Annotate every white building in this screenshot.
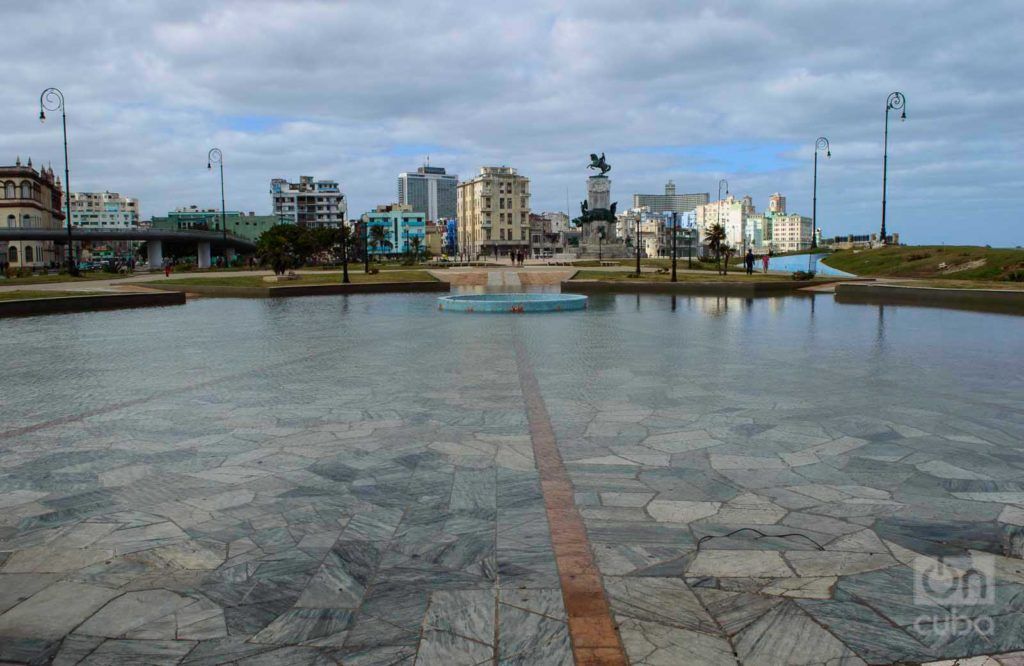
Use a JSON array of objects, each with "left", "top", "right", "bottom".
[
  {"left": 271, "top": 176, "right": 347, "bottom": 229},
  {"left": 397, "top": 166, "right": 457, "bottom": 222},
  {"left": 770, "top": 213, "right": 814, "bottom": 253},
  {"left": 695, "top": 195, "right": 756, "bottom": 250},
  {"left": 456, "top": 166, "right": 530, "bottom": 259},
  {"left": 70, "top": 192, "right": 139, "bottom": 228}
]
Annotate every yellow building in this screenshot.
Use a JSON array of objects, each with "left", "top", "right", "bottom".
[
  {"left": 1, "top": 157, "right": 65, "bottom": 270},
  {"left": 456, "top": 166, "right": 530, "bottom": 259}
]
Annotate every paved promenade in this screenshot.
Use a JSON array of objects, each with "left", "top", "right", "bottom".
[{"left": 0, "top": 294, "right": 1022, "bottom": 664}]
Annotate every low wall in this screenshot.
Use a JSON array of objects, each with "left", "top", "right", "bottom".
[
  {"left": 0, "top": 291, "right": 185, "bottom": 318},
  {"left": 149, "top": 281, "right": 450, "bottom": 298},
  {"left": 835, "top": 283, "right": 1024, "bottom": 315},
  {"left": 268, "top": 281, "right": 450, "bottom": 297},
  {"left": 564, "top": 279, "right": 826, "bottom": 297}
]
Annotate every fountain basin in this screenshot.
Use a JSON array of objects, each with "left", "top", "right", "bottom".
[{"left": 438, "top": 293, "right": 587, "bottom": 313}]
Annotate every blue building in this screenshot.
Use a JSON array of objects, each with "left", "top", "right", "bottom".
[
  {"left": 361, "top": 204, "right": 426, "bottom": 255},
  {"left": 444, "top": 218, "right": 458, "bottom": 255}
]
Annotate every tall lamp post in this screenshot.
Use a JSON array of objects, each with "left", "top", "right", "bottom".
[
  {"left": 670, "top": 212, "right": 678, "bottom": 282},
  {"left": 39, "top": 88, "right": 77, "bottom": 276},
  {"left": 207, "top": 149, "right": 227, "bottom": 259},
  {"left": 880, "top": 91, "right": 906, "bottom": 245},
  {"left": 634, "top": 215, "right": 641, "bottom": 275},
  {"left": 810, "top": 136, "right": 830, "bottom": 273}
]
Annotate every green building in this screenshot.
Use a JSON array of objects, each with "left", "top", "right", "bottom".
[{"left": 149, "top": 207, "right": 281, "bottom": 242}]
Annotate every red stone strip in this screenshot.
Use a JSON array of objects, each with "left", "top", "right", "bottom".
[{"left": 514, "top": 338, "right": 628, "bottom": 666}]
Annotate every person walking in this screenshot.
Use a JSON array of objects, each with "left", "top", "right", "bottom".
[
  {"left": 762, "top": 253, "right": 770, "bottom": 273},
  {"left": 745, "top": 249, "right": 755, "bottom": 275}
]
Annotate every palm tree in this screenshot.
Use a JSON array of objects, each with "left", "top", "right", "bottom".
[
  {"left": 705, "top": 223, "right": 726, "bottom": 274},
  {"left": 339, "top": 224, "right": 356, "bottom": 284},
  {"left": 408, "top": 236, "right": 423, "bottom": 265},
  {"left": 368, "top": 225, "right": 392, "bottom": 264}
]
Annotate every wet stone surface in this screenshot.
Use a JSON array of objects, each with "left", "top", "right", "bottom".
[{"left": 0, "top": 293, "right": 1023, "bottom": 665}]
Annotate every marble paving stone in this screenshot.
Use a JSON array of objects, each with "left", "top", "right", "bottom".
[
  {"left": 688, "top": 550, "right": 794, "bottom": 578},
  {"left": 497, "top": 604, "right": 572, "bottom": 665},
  {"left": 734, "top": 600, "right": 866, "bottom": 665},
  {"left": 0, "top": 581, "right": 120, "bottom": 639},
  {"left": 423, "top": 589, "right": 495, "bottom": 644},
  {"left": 77, "top": 639, "right": 197, "bottom": 666},
  {"left": 296, "top": 540, "right": 382, "bottom": 608},
  {"left": 416, "top": 629, "right": 492, "bottom": 665},
  {"left": 74, "top": 589, "right": 195, "bottom": 638},
  {"left": 617, "top": 617, "right": 737, "bottom": 666},
  {"left": 605, "top": 577, "right": 717, "bottom": 632},
  {"left": 646, "top": 499, "right": 720, "bottom": 523},
  {"left": 250, "top": 608, "right": 353, "bottom": 645}
]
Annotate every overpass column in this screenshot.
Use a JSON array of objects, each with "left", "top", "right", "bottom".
[
  {"left": 197, "top": 242, "right": 211, "bottom": 269},
  {"left": 149, "top": 240, "right": 163, "bottom": 269}
]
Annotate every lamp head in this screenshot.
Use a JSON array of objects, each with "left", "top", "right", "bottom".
[
  {"left": 39, "top": 110, "right": 46, "bottom": 123},
  {"left": 900, "top": 109, "right": 906, "bottom": 121},
  {"left": 207, "top": 162, "right": 212, "bottom": 170},
  {"left": 826, "top": 149, "right": 831, "bottom": 159}
]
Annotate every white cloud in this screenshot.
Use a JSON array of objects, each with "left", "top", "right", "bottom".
[{"left": 1, "top": 0, "right": 1021, "bottom": 244}]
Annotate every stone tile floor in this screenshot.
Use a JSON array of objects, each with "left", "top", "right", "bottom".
[{"left": 0, "top": 294, "right": 1022, "bottom": 665}]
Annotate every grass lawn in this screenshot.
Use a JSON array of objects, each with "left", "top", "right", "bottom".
[
  {"left": 570, "top": 269, "right": 799, "bottom": 282},
  {"left": 0, "top": 290, "right": 106, "bottom": 301},
  {"left": 0, "top": 272, "right": 128, "bottom": 286},
  {"left": 161, "top": 270, "right": 438, "bottom": 288},
  {"left": 822, "top": 245, "right": 1024, "bottom": 281}
]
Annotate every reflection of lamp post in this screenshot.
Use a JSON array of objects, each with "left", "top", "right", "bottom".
[
  {"left": 39, "top": 88, "right": 77, "bottom": 275},
  {"left": 207, "top": 148, "right": 227, "bottom": 252},
  {"left": 598, "top": 227, "right": 604, "bottom": 261},
  {"left": 880, "top": 91, "right": 906, "bottom": 245}
]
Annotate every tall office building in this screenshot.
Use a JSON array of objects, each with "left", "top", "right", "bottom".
[
  {"left": 632, "top": 181, "right": 709, "bottom": 214},
  {"left": 271, "top": 176, "right": 347, "bottom": 229},
  {"left": 457, "top": 166, "right": 530, "bottom": 259},
  {"left": 397, "top": 166, "right": 457, "bottom": 221}
]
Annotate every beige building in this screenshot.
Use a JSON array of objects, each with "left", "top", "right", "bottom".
[
  {"left": 1, "top": 157, "right": 65, "bottom": 270},
  {"left": 456, "top": 166, "right": 530, "bottom": 259},
  {"left": 695, "top": 194, "right": 755, "bottom": 250},
  {"left": 770, "top": 213, "right": 814, "bottom": 253}
]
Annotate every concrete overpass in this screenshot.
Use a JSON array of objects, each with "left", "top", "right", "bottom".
[{"left": 0, "top": 227, "right": 257, "bottom": 268}]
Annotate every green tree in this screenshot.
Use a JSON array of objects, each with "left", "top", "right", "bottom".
[
  {"left": 408, "top": 235, "right": 423, "bottom": 265},
  {"left": 368, "top": 225, "right": 392, "bottom": 263},
  {"left": 257, "top": 224, "right": 314, "bottom": 274},
  {"left": 705, "top": 223, "right": 727, "bottom": 274}
]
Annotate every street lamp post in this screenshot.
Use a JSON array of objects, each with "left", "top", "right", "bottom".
[
  {"left": 810, "top": 136, "right": 830, "bottom": 273},
  {"left": 671, "top": 212, "right": 678, "bottom": 282},
  {"left": 635, "top": 216, "right": 641, "bottom": 275},
  {"left": 880, "top": 91, "right": 906, "bottom": 245},
  {"left": 207, "top": 148, "right": 227, "bottom": 261},
  {"left": 39, "top": 88, "right": 77, "bottom": 276}
]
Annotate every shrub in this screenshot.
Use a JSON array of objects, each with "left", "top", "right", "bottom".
[
  {"left": 792, "top": 270, "right": 815, "bottom": 280},
  {"left": 1005, "top": 270, "right": 1024, "bottom": 282}
]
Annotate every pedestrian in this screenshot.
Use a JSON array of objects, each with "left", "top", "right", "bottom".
[
  {"left": 163, "top": 261, "right": 171, "bottom": 278},
  {"left": 745, "top": 249, "right": 755, "bottom": 275},
  {"left": 762, "top": 253, "right": 770, "bottom": 273}
]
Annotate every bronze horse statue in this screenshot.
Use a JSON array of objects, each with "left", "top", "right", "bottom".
[{"left": 588, "top": 153, "right": 611, "bottom": 175}]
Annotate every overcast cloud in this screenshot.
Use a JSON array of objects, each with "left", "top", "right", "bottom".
[{"left": 2, "top": 0, "right": 1022, "bottom": 245}]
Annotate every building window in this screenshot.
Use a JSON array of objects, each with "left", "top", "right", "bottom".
[
  {"left": 8, "top": 246, "right": 16, "bottom": 262},
  {"left": 21, "top": 182, "right": 31, "bottom": 199},
  {"left": 24, "top": 246, "right": 33, "bottom": 262}
]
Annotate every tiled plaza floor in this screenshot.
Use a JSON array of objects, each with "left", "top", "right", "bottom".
[{"left": 0, "top": 294, "right": 1022, "bottom": 665}]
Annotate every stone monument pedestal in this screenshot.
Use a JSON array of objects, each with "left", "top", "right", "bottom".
[{"left": 577, "top": 174, "right": 629, "bottom": 258}]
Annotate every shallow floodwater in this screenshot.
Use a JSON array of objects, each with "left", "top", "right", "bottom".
[
  {"left": 2, "top": 293, "right": 1017, "bottom": 429},
  {"left": 765, "top": 252, "right": 853, "bottom": 276},
  {"left": 1, "top": 294, "right": 1022, "bottom": 664}
]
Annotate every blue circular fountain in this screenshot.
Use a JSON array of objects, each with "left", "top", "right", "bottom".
[{"left": 438, "top": 293, "right": 588, "bottom": 313}]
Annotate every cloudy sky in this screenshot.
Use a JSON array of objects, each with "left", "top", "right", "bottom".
[{"left": 3, "top": 0, "right": 1022, "bottom": 245}]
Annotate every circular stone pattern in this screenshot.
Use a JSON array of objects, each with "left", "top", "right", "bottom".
[{"left": 438, "top": 293, "right": 588, "bottom": 313}]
